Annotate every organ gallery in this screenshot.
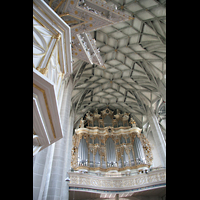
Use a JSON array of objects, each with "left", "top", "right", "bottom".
[{"left": 71, "top": 108, "right": 153, "bottom": 174}]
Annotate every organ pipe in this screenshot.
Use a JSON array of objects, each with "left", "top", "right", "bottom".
[{"left": 71, "top": 108, "right": 153, "bottom": 171}]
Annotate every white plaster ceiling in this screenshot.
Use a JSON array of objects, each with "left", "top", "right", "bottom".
[
  {"left": 71, "top": 0, "right": 166, "bottom": 130},
  {"left": 44, "top": 0, "right": 166, "bottom": 132}
]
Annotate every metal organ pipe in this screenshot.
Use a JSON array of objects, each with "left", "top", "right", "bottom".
[
  {"left": 78, "top": 136, "right": 88, "bottom": 166},
  {"left": 72, "top": 108, "right": 152, "bottom": 172},
  {"left": 95, "top": 149, "right": 100, "bottom": 167},
  {"left": 106, "top": 137, "right": 116, "bottom": 167},
  {"left": 133, "top": 136, "right": 146, "bottom": 165}
]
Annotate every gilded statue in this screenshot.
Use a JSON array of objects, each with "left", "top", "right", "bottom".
[
  {"left": 86, "top": 111, "right": 94, "bottom": 126},
  {"left": 122, "top": 112, "right": 130, "bottom": 126},
  {"left": 114, "top": 109, "right": 122, "bottom": 121},
  {"left": 93, "top": 108, "right": 101, "bottom": 120},
  {"left": 79, "top": 117, "right": 85, "bottom": 128},
  {"left": 130, "top": 117, "right": 136, "bottom": 127}
]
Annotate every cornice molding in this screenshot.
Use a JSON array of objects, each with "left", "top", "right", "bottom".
[{"left": 68, "top": 168, "right": 166, "bottom": 191}]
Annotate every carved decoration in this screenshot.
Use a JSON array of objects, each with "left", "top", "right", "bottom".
[
  {"left": 71, "top": 108, "right": 153, "bottom": 171},
  {"left": 130, "top": 117, "right": 136, "bottom": 127},
  {"left": 79, "top": 117, "right": 85, "bottom": 128},
  {"left": 93, "top": 108, "right": 101, "bottom": 121},
  {"left": 83, "top": 108, "right": 133, "bottom": 128},
  {"left": 68, "top": 169, "right": 166, "bottom": 190},
  {"left": 86, "top": 111, "right": 94, "bottom": 126},
  {"left": 122, "top": 112, "right": 130, "bottom": 126}
]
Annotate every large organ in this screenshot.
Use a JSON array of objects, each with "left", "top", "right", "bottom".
[{"left": 71, "top": 108, "right": 153, "bottom": 173}]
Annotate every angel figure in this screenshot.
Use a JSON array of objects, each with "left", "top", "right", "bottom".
[
  {"left": 79, "top": 117, "right": 85, "bottom": 128},
  {"left": 130, "top": 117, "right": 136, "bottom": 127}
]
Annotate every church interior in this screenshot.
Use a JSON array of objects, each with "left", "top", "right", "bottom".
[{"left": 33, "top": 0, "right": 166, "bottom": 199}]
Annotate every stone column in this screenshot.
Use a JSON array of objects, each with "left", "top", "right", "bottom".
[
  {"left": 46, "top": 76, "right": 73, "bottom": 200},
  {"left": 33, "top": 147, "right": 48, "bottom": 200},
  {"left": 146, "top": 106, "right": 166, "bottom": 167},
  {"left": 41, "top": 144, "right": 55, "bottom": 200},
  {"left": 60, "top": 105, "right": 75, "bottom": 200}
]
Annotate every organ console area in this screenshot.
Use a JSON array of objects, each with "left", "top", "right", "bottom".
[{"left": 71, "top": 108, "right": 153, "bottom": 174}]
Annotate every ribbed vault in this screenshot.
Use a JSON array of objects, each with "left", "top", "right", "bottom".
[{"left": 71, "top": 0, "right": 166, "bottom": 132}]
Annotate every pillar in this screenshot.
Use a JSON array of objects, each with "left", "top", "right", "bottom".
[
  {"left": 60, "top": 105, "right": 75, "bottom": 200},
  {"left": 146, "top": 106, "right": 166, "bottom": 167},
  {"left": 45, "top": 76, "right": 73, "bottom": 200},
  {"left": 33, "top": 147, "right": 48, "bottom": 200},
  {"left": 33, "top": 143, "right": 55, "bottom": 200}
]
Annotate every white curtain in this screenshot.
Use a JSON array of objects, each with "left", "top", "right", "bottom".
[
  {"left": 133, "top": 136, "right": 146, "bottom": 164},
  {"left": 106, "top": 137, "right": 116, "bottom": 165},
  {"left": 78, "top": 136, "right": 88, "bottom": 165}
]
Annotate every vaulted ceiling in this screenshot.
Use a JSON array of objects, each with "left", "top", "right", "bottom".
[
  {"left": 45, "top": 0, "right": 166, "bottom": 133},
  {"left": 71, "top": 0, "right": 166, "bottom": 131}
]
